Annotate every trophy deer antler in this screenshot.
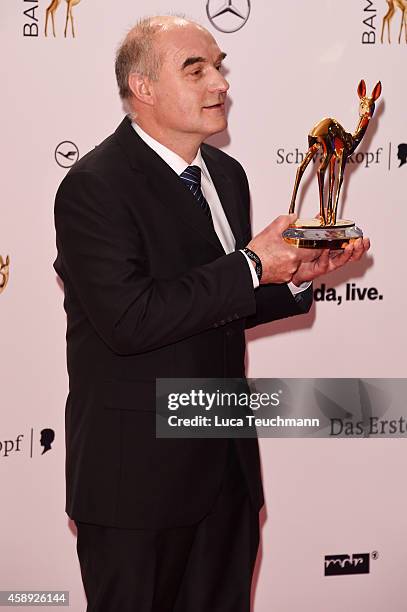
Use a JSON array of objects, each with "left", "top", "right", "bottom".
[
  {"left": 0, "top": 255, "right": 10, "bottom": 294},
  {"left": 289, "top": 80, "right": 382, "bottom": 226}
]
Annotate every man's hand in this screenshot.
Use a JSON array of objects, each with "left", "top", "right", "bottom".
[
  {"left": 246, "top": 214, "right": 321, "bottom": 284},
  {"left": 291, "top": 237, "right": 371, "bottom": 286}
]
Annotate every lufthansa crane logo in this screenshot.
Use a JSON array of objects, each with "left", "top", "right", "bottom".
[
  {"left": 206, "top": 0, "right": 251, "bottom": 33},
  {"left": 55, "top": 141, "right": 79, "bottom": 168}
]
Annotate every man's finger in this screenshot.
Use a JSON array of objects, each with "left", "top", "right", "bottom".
[
  {"left": 328, "top": 244, "right": 354, "bottom": 270},
  {"left": 350, "top": 238, "right": 365, "bottom": 260},
  {"left": 353, "top": 237, "right": 370, "bottom": 256},
  {"left": 314, "top": 249, "right": 330, "bottom": 272},
  {"left": 271, "top": 213, "right": 298, "bottom": 233},
  {"left": 296, "top": 247, "right": 324, "bottom": 263}
]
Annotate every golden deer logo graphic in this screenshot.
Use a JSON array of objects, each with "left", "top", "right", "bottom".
[
  {"left": 381, "top": 0, "right": 407, "bottom": 43},
  {"left": 45, "top": 0, "right": 81, "bottom": 38},
  {"left": 0, "top": 255, "right": 10, "bottom": 294}
]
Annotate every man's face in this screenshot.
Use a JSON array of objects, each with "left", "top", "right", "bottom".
[{"left": 150, "top": 24, "right": 229, "bottom": 142}]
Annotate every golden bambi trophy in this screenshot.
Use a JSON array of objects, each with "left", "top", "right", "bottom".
[{"left": 283, "top": 80, "right": 382, "bottom": 249}]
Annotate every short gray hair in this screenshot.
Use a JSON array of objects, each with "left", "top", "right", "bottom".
[{"left": 115, "top": 18, "right": 163, "bottom": 110}]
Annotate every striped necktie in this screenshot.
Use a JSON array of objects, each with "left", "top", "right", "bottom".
[{"left": 179, "top": 165, "right": 213, "bottom": 224}]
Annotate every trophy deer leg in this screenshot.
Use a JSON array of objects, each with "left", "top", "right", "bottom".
[
  {"left": 382, "top": 6, "right": 395, "bottom": 43},
  {"left": 331, "top": 153, "right": 347, "bottom": 225},
  {"left": 327, "top": 155, "right": 336, "bottom": 225},
  {"left": 289, "top": 143, "right": 319, "bottom": 215},
  {"left": 399, "top": 8, "right": 407, "bottom": 43},
  {"left": 386, "top": 6, "right": 396, "bottom": 43},
  {"left": 317, "top": 151, "right": 331, "bottom": 226},
  {"left": 398, "top": 9, "right": 404, "bottom": 42},
  {"left": 64, "top": 3, "right": 70, "bottom": 37},
  {"left": 48, "top": 10, "right": 57, "bottom": 37},
  {"left": 70, "top": 6, "right": 75, "bottom": 38},
  {"left": 380, "top": 16, "right": 386, "bottom": 43}
]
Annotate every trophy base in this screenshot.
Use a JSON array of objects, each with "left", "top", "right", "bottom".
[{"left": 283, "top": 218, "right": 363, "bottom": 249}]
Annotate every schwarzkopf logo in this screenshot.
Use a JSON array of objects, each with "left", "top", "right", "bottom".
[
  {"left": 398, "top": 143, "right": 407, "bottom": 167},
  {"left": 206, "top": 0, "right": 251, "bottom": 33},
  {"left": 277, "top": 142, "right": 407, "bottom": 171},
  {"left": 0, "top": 428, "right": 55, "bottom": 458},
  {"left": 324, "top": 553, "right": 370, "bottom": 576}
]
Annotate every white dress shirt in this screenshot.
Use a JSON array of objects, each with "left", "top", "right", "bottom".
[{"left": 132, "top": 122, "right": 309, "bottom": 295}]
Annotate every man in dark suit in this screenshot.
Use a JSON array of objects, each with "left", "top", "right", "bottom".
[{"left": 53, "top": 15, "right": 369, "bottom": 612}]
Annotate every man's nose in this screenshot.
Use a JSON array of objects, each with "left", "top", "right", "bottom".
[{"left": 208, "top": 70, "right": 229, "bottom": 93}]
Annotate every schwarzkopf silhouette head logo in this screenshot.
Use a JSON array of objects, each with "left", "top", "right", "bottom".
[
  {"left": 397, "top": 143, "right": 407, "bottom": 168},
  {"left": 40, "top": 428, "right": 55, "bottom": 454},
  {"left": 206, "top": 0, "right": 251, "bottom": 33}
]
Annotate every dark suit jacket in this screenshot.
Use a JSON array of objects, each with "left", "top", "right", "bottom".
[{"left": 53, "top": 116, "right": 312, "bottom": 529}]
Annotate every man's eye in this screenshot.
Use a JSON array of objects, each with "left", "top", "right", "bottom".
[{"left": 216, "top": 65, "right": 222, "bottom": 71}]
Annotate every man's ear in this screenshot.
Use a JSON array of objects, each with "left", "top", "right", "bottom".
[{"left": 128, "top": 73, "right": 154, "bottom": 105}]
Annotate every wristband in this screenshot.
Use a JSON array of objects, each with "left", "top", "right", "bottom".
[{"left": 242, "top": 247, "right": 262, "bottom": 282}]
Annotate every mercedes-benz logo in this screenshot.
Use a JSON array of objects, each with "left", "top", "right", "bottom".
[
  {"left": 206, "top": 0, "right": 251, "bottom": 33},
  {"left": 55, "top": 141, "right": 79, "bottom": 168}
]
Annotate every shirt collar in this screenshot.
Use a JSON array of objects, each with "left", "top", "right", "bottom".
[{"left": 132, "top": 121, "right": 207, "bottom": 178}]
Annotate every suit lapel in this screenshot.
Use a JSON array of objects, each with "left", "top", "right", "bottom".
[
  {"left": 201, "top": 147, "right": 246, "bottom": 249},
  {"left": 114, "top": 118, "right": 224, "bottom": 254},
  {"left": 114, "top": 117, "right": 246, "bottom": 253}
]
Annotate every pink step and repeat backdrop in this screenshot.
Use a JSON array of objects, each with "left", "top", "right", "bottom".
[{"left": 1, "top": 1, "right": 406, "bottom": 610}]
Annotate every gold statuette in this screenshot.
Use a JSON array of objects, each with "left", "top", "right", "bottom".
[
  {"left": 0, "top": 255, "right": 10, "bottom": 294},
  {"left": 283, "top": 80, "right": 382, "bottom": 249},
  {"left": 45, "top": 0, "right": 82, "bottom": 38}
]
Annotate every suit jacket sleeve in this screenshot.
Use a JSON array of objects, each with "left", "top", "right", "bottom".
[
  {"left": 230, "top": 158, "right": 313, "bottom": 329},
  {"left": 54, "top": 170, "right": 257, "bottom": 355}
]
